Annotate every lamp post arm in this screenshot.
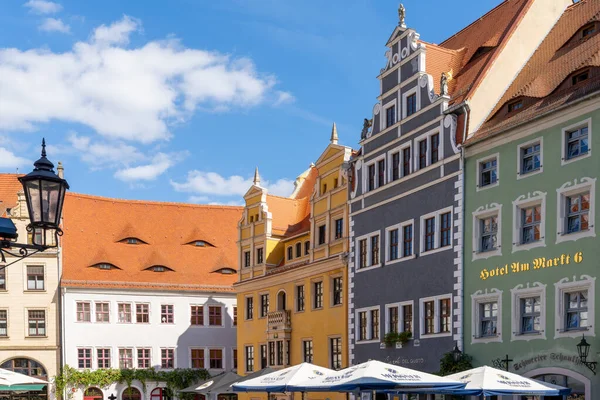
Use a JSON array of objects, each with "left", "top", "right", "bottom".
[{"left": 0, "top": 241, "right": 47, "bottom": 268}]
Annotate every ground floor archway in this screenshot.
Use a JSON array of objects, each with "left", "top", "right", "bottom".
[{"left": 522, "top": 367, "right": 590, "bottom": 399}]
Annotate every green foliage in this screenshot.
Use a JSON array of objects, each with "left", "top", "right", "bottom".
[
  {"left": 383, "top": 331, "right": 412, "bottom": 347},
  {"left": 397, "top": 331, "right": 412, "bottom": 345},
  {"left": 54, "top": 366, "right": 210, "bottom": 400},
  {"left": 438, "top": 351, "right": 473, "bottom": 376}
]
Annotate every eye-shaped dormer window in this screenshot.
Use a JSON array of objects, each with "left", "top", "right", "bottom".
[
  {"left": 91, "top": 263, "right": 120, "bottom": 270},
  {"left": 214, "top": 268, "right": 237, "bottom": 275},
  {"left": 119, "top": 237, "right": 147, "bottom": 245},
  {"left": 145, "top": 265, "right": 173, "bottom": 272},
  {"left": 186, "top": 240, "right": 215, "bottom": 247}
]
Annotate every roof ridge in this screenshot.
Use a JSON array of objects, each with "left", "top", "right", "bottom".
[
  {"left": 67, "top": 192, "right": 243, "bottom": 210},
  {"left": 266, "top": 193, "right": 307, "bottom": 201}
]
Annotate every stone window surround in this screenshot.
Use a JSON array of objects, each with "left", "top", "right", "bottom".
[
  {"left": 384, "top": 219, "right": 415, "bottom": 265},
  {"left": 554, "top": 275, "right": 596, "bottom": 339},
  {"left": 362, "top": 153, "right": 387, "bottom": 194},
  {"left": 512, "top": 192, "right": 547, "bottom": 253},
  {"left": 381, "top": 98, "right": 398, "bottom": 130},
  {"left": 386, "top": 141, "right": 412, "bottom": 182},
  {"left": 471, "top": 289, "right": 503, "bottom": 344},
  {"left": 476, "top": 153, "right": 500, "bottom": 192},
  {"left": 355, "top": 305, "right": 381, "bottom": 344},
  {"left": 419, "top": 294, "right": 453, "bottom": 339},
  {"left": 419, "top": 206, "right": 453, "bottom": 257},
  {"left": 561, "top": 118, "right": 592, "bottom": 166},
  {"left": 516, "top": 136, "right": 544, "bottom": 180},
  {"left": 354, "top": 229, "right": 382, "bottom": 273},
  {"left": 401, "top": 85, "right": 420, "bottom": 120},
  {"left": 555, "top": 177, "right": 596, "bottom": 244},
  {"left": 384, "top": 300, "right": 414, "bottom": 335},
  {"left": 510, "top": 282, "right": 547, "bottom": 342},
  {"left": 472, "top": 203, "right": 502, "bottom": 261},
  {"left": 413, "top": 128, "right": 443, "bottom": 172}
]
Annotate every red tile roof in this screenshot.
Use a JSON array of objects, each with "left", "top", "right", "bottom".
[
  {"left": 61, "top": 193, "right": 243, "bottom": 292},
  {"left": 468, "top": 0, "right": 600, "bottom": 143},
  {"left": 0, "top": 174, "right": 23, "bottom": 217}
]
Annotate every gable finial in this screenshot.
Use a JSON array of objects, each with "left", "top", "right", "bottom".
[
  {"left": 253, "top": 166, "right": 261, "bottom": 186},
  {"left": 398, "top": 3, "right": 406, "bottom": 27},
  {"left": 330, "top": 122, "right": 338, "bottom": 145}
]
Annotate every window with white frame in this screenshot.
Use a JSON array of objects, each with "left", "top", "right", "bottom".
[
  {"left": 554, "top": 275, "right": 595, "bottom": 339},
  {"left": 356, "top": 306, "right": 380, "bottom": 342},
  {"left": 471, "top": 289, "right": 502, "bottom": 344},
  {"left": 476, "top": 154, "right": 499, "bottom": 190},
  {"left": 356, "top": 231, "right": 381, "bottom": 270},
  {"left": 562, "top": 118, "right": 591, "bottom": 165},
  {"left": 420, "top": 207, "right": 453, "bottom": 255},
  {"left": 511, "top": 282, "right": 546, "bottom": 341},
  {"left": 472, "top": 204, "right": 502, "bottom": 261},
  {"left": 413, "top": 130, "right": 441, "bottom": 171},
  {"left": 517, "top": 138, "right": 542, "bottom": 177},
  {"left": 402, "top": 87, "right": 419, "bottom": 119},
  {"left": 512, "top": 192, "right": 546, "bottom": 252},
  {"left": 384, "top": 100, "right": 397, "bottom": 128},
  {"left": 556, "top": 177, "right": 596, "bottom": 243},
  {"left": 388, "top": 142, "right": 412, "bottom": 183},
  {"left": 419, "top": 295, "right": 452, "bottom": 338},
  {"left": 385, "top": 219, "right": 414, "bottom": 263},
  {"left": 364, "top": 156, "right": 386, "bottom": 193},
  {"left": 385, "top": 301, "right": 413, "bottom": 334}
]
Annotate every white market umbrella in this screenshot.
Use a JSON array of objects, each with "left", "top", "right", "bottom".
[
  {"left": 442, "top": 366, "right": 569, "bottom": 397},
  {"left": 0, "top": 368, "right": 47, "bottom": 386},
  {"left": 288, "top": 360, "right": 465, "bottom": 392},
  {"left": 232, "top": 363, "right": 335, "bottom": 393}
]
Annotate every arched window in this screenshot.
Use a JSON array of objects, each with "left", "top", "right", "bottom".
[
  {"left": 277, "top": 290, "right": 287, "bottom": 311},
  {"left": 122, "top": 388, "right": 141, "bottom": 400},
  {"left": 151, "top": 388, "right": 170, "bottom": 400},
  {"left": 84, "top": 387, "right": 103, "bottom": 400},
  {"left": 0, "top": 358, "right": 47, "bottom": 379}
]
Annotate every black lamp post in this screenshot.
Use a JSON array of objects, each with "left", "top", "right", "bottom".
[
  {"left": 576, "top": 335, "right": 597, "bottom": 375},
  {"left": 452, "top": 342, "right": 462, "bottom": 362},
  {"left": 0, "top": 139, "right": 69, "bottom": 267}
]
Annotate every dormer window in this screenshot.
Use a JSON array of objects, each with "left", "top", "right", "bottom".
[
  {"left": 194, "top": 241, "right": 206, "bottom": 247},
  {"left": 146, "top": 265, "right": 173, "bottom": 272},
  {"left": 92, "top": 263, "right": 120, "bottom": 270},
  {"left": 582, "top": 23, "right": 596, "bottom": 38},
  {"left": 508, "top": 99, "right": 523, "bottom": 113},
  {"left": 119, "top": 237, "right": 146, "bottom": 245},
  {"left": 128, "top": 238, "right": 138, "bottom": 244},
  {"left": 214, "top": 268, "right": 237, "bottom": 275},
  {"left": 468, "top": 46, "right": 494, "bottom": 64},
  {"left": 572, "top": 69, "right": 589, "bottom": 86}
]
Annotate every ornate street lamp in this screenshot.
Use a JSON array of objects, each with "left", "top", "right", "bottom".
[
  {"left": 576, "top": 335, "right": 597, "bottom": 375},
  {"left": 452, "top": 342, "right": 462, "bottom": 362},
  {"left": 0, "top": 139, "right": 69, "bottom": 266}
]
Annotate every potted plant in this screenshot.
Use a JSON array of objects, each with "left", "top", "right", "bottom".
[
  {"left": 396, "top": 331, "right": 412, "bottom": 348},
  {"left": 383, "top": 331, "right": 400, "bottom": 348}
]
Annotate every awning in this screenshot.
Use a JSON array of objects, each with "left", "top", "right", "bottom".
[
  {"left": 180, "top": 372, "right": 241, "bottom": 394},
  {"left": 0, "top": 384, "right": 46, "bottom": 391}
]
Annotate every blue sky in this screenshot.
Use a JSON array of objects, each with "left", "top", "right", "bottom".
[{"left": 0, "top": 0, "right": 497, "bottom": 205}]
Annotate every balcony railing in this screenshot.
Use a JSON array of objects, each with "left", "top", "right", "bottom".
[{"left": 267, "top": 310, "right": 291, "bottom": 332}]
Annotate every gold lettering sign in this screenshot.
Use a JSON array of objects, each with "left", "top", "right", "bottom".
[{"left": 479, "top": 252, "right": 583, "bottom": 281}]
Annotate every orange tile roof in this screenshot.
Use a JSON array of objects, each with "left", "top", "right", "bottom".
[
  {"left": 61, "top": 193, "right": 243, "bottom": 292},
  {"left": 0, "top": 174, "right": 23, "bottom": 217},
  {"left": 469, "top": 0, "right": 600, "bottom": 143},
  {"left": 267, "top": 195, "right": 310, "bottom": 237}
]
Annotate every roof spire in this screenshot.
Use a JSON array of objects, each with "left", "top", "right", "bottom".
[
  {"left": 330, "top": 122, "right": 338, "bottom": 145},
  {"left": 253, "top": 167, "right": 261, "bottom": 186}
]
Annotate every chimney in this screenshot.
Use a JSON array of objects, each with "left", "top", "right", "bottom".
[{"left": 57, "top": 161, "right": 64, "bottom": 179}]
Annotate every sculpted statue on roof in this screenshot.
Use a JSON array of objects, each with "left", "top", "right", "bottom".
[{"left": 398, "top": 3, "right": 406, "bottom": 27}]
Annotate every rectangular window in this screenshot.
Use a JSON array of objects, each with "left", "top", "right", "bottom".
[
  {"left": 358, "top": 311, "right": 367, "bottom": 341},
  {"left": 276, "top": 341, "right": 284, "bottom": 366},
  {"left": 424, "top": 217, "right": 435, "bottom": 251},
  {"left": 370, "top": 235, "right": 379, "bottom": 266},
  {"left": 260, "top": 294, "right": 269, "bottom": 317},
  {"left": 78, "top": 348, "right": 91, "bottom": 369},
  {"left": 287, "top": 247, "right": 293, "bottom": 260},
  {"left": 439, "top": 298, "right": 451, "bottom": 333},
  {"left": 246, "top": 297, "right": 254, "bottom": 320},
  {"left": 440, "top": 212, "right": 452, "bottom": 247},
  {"left": 391, "top": 152, "right": 400, "bottom": 181},
  {"left": 97, "top": 348, "right": 111, "bottom": 369},
  {"left": 424, "top": 301, "right": 435, "bottom": 334},
  {"left": 191, "top": 348, "right": 204, "bottom": 368},
  {"left": 335, "top": 218, "right": 343, "bottom": 240},
  {"left": 119, "top": 348, "right": 133, "bottom": 369},
  {"left": 521, "top": 142, "right": 541, "bottom": 174},
  {"left": 403, "top": 304, "right": 413, "bottom": 333},
  {"left": 359, "top": 239, "right": 367, "bottom": 269},
  {"left": 479, "top": 216, "right": 498, "bottom": 252},
  {"left": 330, "top": 337, "right": 342, "bottom": 370},
  {"left": 28, "top": 310, "right": 45, "bottom": 336},
  {"left": 418, "top": 140, "right": 427, "bottom": 169},
  {"left": 0, "top": 310, "right": 7, "bottom": 337},
  {"left": 368, "top": 164, "right": 376, "bottom": 191},
  {"left": 333, "top": 277, "right": 343, "bottom": 306},
  {"left": 388, "top": 306, "right": 398, "bottom": 333},
  {"left": 430, "top": 133, "right": 439, "bottom": 164},
  {"left": 234, "top": 348, "right": 238, "bottom": 370},
  {"left": 161, "top": 305, "right": 174, "bottom": 324},
  {"left": 296, "top": 285, "right": 305, "bottom": 312},
  {"left": 565, "top": 291, "right": 588, "bottom": 330},
  {"left": 508, "top": 100, "right": 523, "bottom": 112},
  {"left": 256, "top": 248, "right": 264, "bottom": 265},
  {"left": 403, "top": 225, "right": 413, "bottom": 257},
  {"left": 386, "top": 105, "right": 396, "bottom": 127},
  {"left": 76, "top": 302, "right": 91, "bottom": 322},
  {"left": 302, "top": 340, "right": 313, "bottom": 363},
  {"left": 389, "top": 229, "right": 399, "bottom": 261},
  {"left": 370, "top": 309, "right": 379, "bottom": 340},
  {"left": 295, "top": 242, "right": 302, "bottom": 258},
  {"left": 268, "top": 342, "right": 275, "bottom": 366},
  {"left": 566, "top": 192, "right": 590, "bottom": 234},
  {"left": 138, "top": 348, "right": 151, "bottom": 368},
  {"left": 233, "top": 306, "right": 237, "bottom": 326},
  {"left": 521, "top": 206, "right": 541, "bottom": 244},
  {"left": 161, "top": 348, "right": 174, "bottom": 369},
  {"left": 245, "top": 346, "right": 254, "bottom": 372},
  {"left": 318, "top": 225, "right": 326, "bottom": 245},
  {"left": 479, "top": 302, "right": 498, "bottom": 337},
  {"left": 136, "top": 303, "right": 149, "bottom": 323},
  {"left": 377, "top": 160, "right": 385, "bottom": 188},
  {"left": 479, "top": 158, "right": 498, "bottom": 187},
  {"left": 209, "top": 306, "right": 222, "bottom": 326},
  {"left": 244, "top": 251, "right": 251, "bottom": 268},
  {"left": 26, "top": 266, "right": 44, "bottom": 290},
  {"left": 313, "top": 282, "right": 323, "bottom": 309},
  {"left": 118, "top": 303, "right": 132, "bottom": 323},
  {"left": 0, "top": 268, "right": 5, "bottom": 290},
  {"left": 96, "top": 302, "right": 110, "bottom": 323},
  {"left": 304, "top": 241, "right": 310, "bottom": 255},
  {"left": 402, "top": 147, "right": 411, "bottom": 177},
  {"left": 260, "top": 344, "right": 267, "bottom": 369},
  {"left": 406, "top": 93, "right": 417, "bottom": 117},
  {"left": 191, "top": 305, "right": 204, "bottom": 326},
  {"left": 520, "top": 297, "right": 541, "bottom": 334},
  {"left": 565, "top": 125, "right": 589, "bottom": 160}
]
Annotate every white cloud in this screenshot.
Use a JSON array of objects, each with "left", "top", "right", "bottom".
[
  {"left": 0, "top": 15, "right": 287, "bottom": 143},
  {"left": 39, "top": 18, "right": 70, "bottom": 33},
  {"left": 274, "top": 91, "right": 295, "bottom": 106},
  {"left": 0, "top": 147, "right": 30, "bottom": 169},
  {"left": 114, "top": 152, "right": 186, "bottom": 181},
  {"left": 171, "top": 171, "right": 295, "bottom": 198},
  {"left": 67, "top": 132, "right": 145, "bottom": 168},
  {"left": 24, "top": 0, "right": 62, "bottom": 14}
]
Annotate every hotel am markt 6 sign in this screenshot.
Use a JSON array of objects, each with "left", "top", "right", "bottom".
[{"left": 478, "top": 252, "right": 584, "bottom": 281}]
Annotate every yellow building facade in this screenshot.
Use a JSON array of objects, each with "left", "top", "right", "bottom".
[{"left": 236, "top": 126, "right": 352, "bottom": 400}]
